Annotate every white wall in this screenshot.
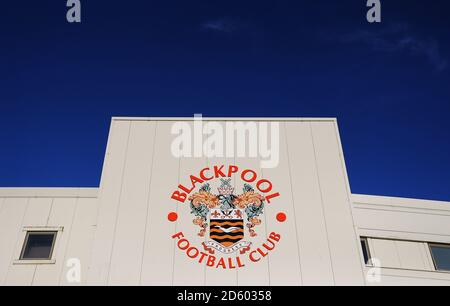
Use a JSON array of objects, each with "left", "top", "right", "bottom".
[
  {"left": 353, "top": 194, "right": 450, "bottom": 285},
  {"left": 0, "top": 189, "right": 98, "bottom": 286},
  {"left": 87, "top": 118, "right": 365, "bottom": 286}
]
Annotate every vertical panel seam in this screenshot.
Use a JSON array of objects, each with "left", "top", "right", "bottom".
[
  {"left": 394, "top": 241, "right": 402, "bottom": 268},
  {"left": 204, "top": 144, "right": 212, "bottom": 286},
  {"left": 3, "top": 198, "right": 30, "bottom": 285},
  {"left": 204, "top": 139, "right": 210, "bottom": 286},
  {"left": 46, "top": 198, "right": 55, "bottom": 226},
  {"left": 87, "top": 120, "right": 116, "bottom": 284},
  {"left": 106, "top": 121, "right": 132, "bottom": 285},
  {"left": 58, "top": 198, "right": 79, "bottom": 285},
  {"left": 260, "top": 168, "right": 271, "bottom": 286},
  {"left": 89, "top": 118, "right": 116, "bottom": 281},
  {"left": 86, "top": 199, "right": 98, "bottom": 283},
  {"left": 171, "top": 154, "right": 182, "bottom": 285},
  {"left": 139, "top": 122, "right": 158, "bottom": 284},
  {"left": 87, "top": 120, "right": 116, "bottom": 282},
  {"left": 309, "top": 122, "right": 336, "bottom": 285},
  {"left": 32, "top": 198, "right": 54, "bottom": 285},
  {"left": 284, "top": 122, "right": 304, "bottom": 285},
  {"left": 234, "top": 141, "right": 239, "bottom": 286}
]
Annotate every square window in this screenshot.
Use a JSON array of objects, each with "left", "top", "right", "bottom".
[
  {"left": 20, "top": 232, "right": 57, "bottom": 260},
  {"left": 430, "top": 244, "right": 450, "bottom": 272}
]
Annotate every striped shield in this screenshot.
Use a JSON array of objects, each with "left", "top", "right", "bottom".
[{"left": 209, "top": 209, "right": 244, "bottom": 247}]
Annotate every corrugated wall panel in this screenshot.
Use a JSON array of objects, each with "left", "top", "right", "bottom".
[
  {"left": 261, "top": 122, "right": 302, "bottom": 286},
  {"left": 311, "top": 122, "right": 365, "bottom": 285},
  {"left": 285, "top": 122, "right": 334, "bottom": 285},
  {"left": 235, "top": 143, "right": 270, "bottom": 286},
  {"left": 32, "top": 198, "right": 77, "bottom": 285},
  {"left": 58, "top": 198, "right": 97, "bottom": 285},
  {"left": 60, "top": 198, "right": 97, "bottom": 285},
  {"left": 0, "top": 198, "right": 28, "bottom": 285},
  {"left": 5, "top": 198, "right": 52, "bottom": 285},
  {"left": 172, "top": 129, "right": 207, "bottom": 286},
  {"left": 0, "top": 118, "right": 366, "bottom": 286},
  {"left": 108, "top": 121, "right": 156, "bottom": 285},
  {"left": 140, "top": 122, "right": 179, "bottom": 285},
  {"left": 0, "top": 195, "right": 97, "bottom": 286},
  {"left": 87, "top": 120, "right": 131, "bottom": 285},
  {"left": 88, "top": 118, "right": 366, "bottom": 285}
]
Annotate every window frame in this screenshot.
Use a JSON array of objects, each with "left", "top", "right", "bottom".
[
  {"left": 360, "top": 237, "right": 372, "bottom": 266},
  {"left": 13, "top": 226, "right": 63, "bottom": 265},
  {"left": 428, "top": 243, "right": 450, "bottom": 272}
]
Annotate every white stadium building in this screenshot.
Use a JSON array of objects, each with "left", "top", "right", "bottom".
[{"left": 0, "top": 117, "right": 449, "bottom": 286}]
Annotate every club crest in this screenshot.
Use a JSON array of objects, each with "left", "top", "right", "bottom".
[
  {"left": 188, "top": 178, "right": 265, "bottom": 254},
  {"left": 170, "top": 165, "right": 283, "bottom": 269}
]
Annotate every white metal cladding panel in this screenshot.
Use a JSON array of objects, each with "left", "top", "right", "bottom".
[
  {"left": 310, "top": 122, "right": 365, "bottom": 284},
  {"left": 284, "top": 122, "right": 333, "bottom": 285},
  {"left": 107, "top": 121, "right": 157, "bottom": 285},
  {"left": 87, "top": 120, "right": 131, "bottom": 285},
  {"left": 6, "top": 198, "right": 53, "bottom": 285},
  {"left": 260, "top": 123, "right": 302, "bottom": 286},
  {"left": 173, "top": 124, "right": 208, "bottom": 286},
  {"left": 0, "top": 198, "right": 28, "bottom": 285},
  {"left": 0, "top": 195, "right": 98, "bottom": 286},
  {"left": 140, "top": 122, "right": 179, "bottom": 285},
  {"left": 353, "top": 196, "right": 450, "bottom": 285},
  {"left": 353, "top": 197, "right": 450, "bottom": 244},
  {"left": 89, "top": 118, "right": 365, "bottom": 285},
  {"left": 60, "top": 198, "right": 97, "bottom": 286},
  {"left": 32, "top": 198, "right": 78, "bottom": 285},
  {"left": 234, "top": 138, "right": 269, "bottom": 286}
]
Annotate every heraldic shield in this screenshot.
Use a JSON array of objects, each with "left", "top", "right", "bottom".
[{"left": 209, "top": 209, "right": 244, "bottom": 247}]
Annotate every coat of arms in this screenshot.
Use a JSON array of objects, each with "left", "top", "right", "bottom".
[{"left": 189, "top": 178, "right": 265, "bottom": 254}]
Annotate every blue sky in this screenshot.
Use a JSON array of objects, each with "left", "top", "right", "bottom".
[{"left": 1, "top": 1, "right": 450, "bottom": 201}]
